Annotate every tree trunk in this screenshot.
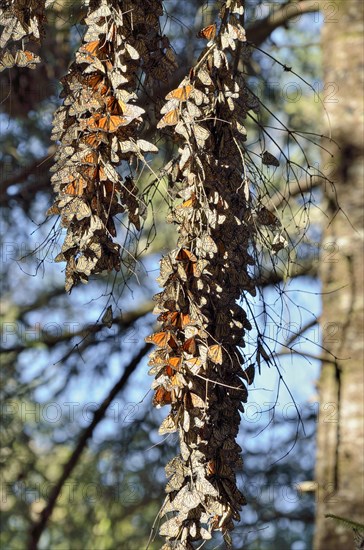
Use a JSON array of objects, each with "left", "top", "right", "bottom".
[{"left": 314, "top": 0, "right": 364, "bottom": 548}]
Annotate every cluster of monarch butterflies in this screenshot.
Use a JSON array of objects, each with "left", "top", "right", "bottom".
[
  {"left": 145, "top": 1, "right": 263, "bottom": 547},
  {"left": 47, "top": 0, "right": 176, "bottom": 292},
  {"left": 0, "top": 0, "right": 52, "bottom": 71},
  {"left": 2, "top": 0, "right": 284, "bottom": 546}
]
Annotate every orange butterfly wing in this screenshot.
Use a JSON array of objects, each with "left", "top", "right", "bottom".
[
  {"left": 153, "top": 387, "right": 172, "bottom": 407},
  {"left": 146, "top": 331, "right": 178, "bottom": 349},
  {"left": 157, "top": 109, "right": 179, "bottom": 129},
  {"left": 145, "top": 331, "right": 169, "bottom": 347},
  {"left": 64, "top": 175, "right": 86, "bottom": 196},
  {"left": 165, "top": 84, "right": 193, "bottom": 102},
  {"left": 168, "top": 356, "right": 182, "bottom": 371},
  {"left": 183, "top": 337, "right": 197, "bottom": 355},
  {"left": 207, "top": 344, "right": 223, "bottom": 365},
  {"left": 80, "top": 40, "right": 100, "bottom": 55},
  {"left": 197, "top": 24, "right": 217, "bottom": 40},
  {"left": 105, "top": 115, "right": 127, "bottom": 132},
  {"left": 85, "top": 74, "right": 109, "bottom": 95},
  {"left": 86, "top": 114, "right": 127, "bottom": 132}
]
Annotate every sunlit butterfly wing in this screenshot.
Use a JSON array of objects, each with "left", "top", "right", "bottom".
[
  {"left": 166, "top": 84, "right": 193, "bottom": 102},
  {"left": 157, "top": 109, "right": 179, "bottom": 129},
  {"left": 14, "top": 50, "right": 41, "bottom": 69},
  {"left": 0, "top": 49, "right": 15, "bottom": 71},
  {"left": 207, "top": 344, "right": 223, "bottom": 365},
  {"left": 158, "top": 413, "right": 178, "bottom": 435}
]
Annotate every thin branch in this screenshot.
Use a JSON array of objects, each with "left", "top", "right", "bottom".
[
  {"left": 275, "top": 349, "right": 339, "bottom": 364},
  {"left": 284, "top": 317, "right": 319, "bottom": 348},
  {"left": 27, "top": 342, "right": 151, "bottom": 550}
]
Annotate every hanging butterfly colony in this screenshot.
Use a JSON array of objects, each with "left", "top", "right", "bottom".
[
  {"left": 0, "top": 0, "right": 286, "bottom": 548},
  {"left": 144, "top": 2, "right": 263, "bottom": 546}
]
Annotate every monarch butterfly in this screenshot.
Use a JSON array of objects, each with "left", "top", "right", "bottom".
[
  {"left": 145, "top": 330, "right": 177, "bottom": 349},
  {"left": 242, "top": 364, "right": 255, "bottom": 385},
  {"left": 221, "top": 478, "right": 247, "bottom": 506},
  {"left": 78, "top": 164, "right": 98, "bottom": 182},
  {"left": 79, "top": 40, "right": 110, "bottom": 61},
  {"left": 176, "top": 194, "right": 197, "bottom": 210},
  {"left": 80, "top": 40, "right": 100, "bottom": 56},
  {"left": 63, "top": 175, "right": 87, "bottom": 196},
  {"left": 176, "top": 248, "right": 197, "bottom": 263},
  {"left": 256, "top": 206, "right": 280, "bottom": 227},
  {"left": 184, "top": 391, "right": 205, "bottom": 409},
  {"left": 148, "top": 349, "right": 169, "bottom": 368},
  {"left": 182, "top": 336, "right": 197, "bottom": 355},
  {"left": 0, "top": 50, "right": 41, "bottom": 71},
  {"left": 176, "top": 249, "right": 200, "bottom": 278},
  {"left": 81, "top": 132, "right": 104, "bottom": 149},
  {"left": 206, "top": 460, "right": 217, "bottom": 477},
  {"left": 193, "top": 124, "right": 210, "bottom": 148},
  {"left": 153, "top": 386, "right": 173, "bottom": 408},
  {"left": 80, "top": 151, "right": 98, "bottom": 165},
  {"left": 104, "top": 95, "right": 127, "bottom": 114},
  {"left": 85, "top": 74, "right": 109, "bottom": 95},
  {"left": 102, "top": 306, "right": 113, "bottom": 328},
  {"left": 157, "top": 108, "right": 179, "bottom": 129},
  {"left": 0, "top": 50, "right": 15, "bottom": 71},
  {"left": 197, "top": 23, "right": 217, "bottom": 41},
  {"left": 207, "top": 344, "right": 223, "bottom": 365},
  {"left": 168, "top": 356, "right": 182, "bottom": 371},
  {"left": 85, "top": 113, "right": 128, "bottom": 132},
  {"left": 227, "top": 23, "right": 246, "bottom": 42},
  {"left": 262, "top": 150, "right": 280, "bottom": 167},
  {"left": 14, "top": 50, "right": 41, "bottom": 68},
  {"left": 158, "top": 413, "right": 178, "bottom": 434},
  {"left": 183, "top": 357, "right": 202, "bottom": 373},
  {"left": 165, "top": 84, "right": 193, "bottom": 102},
  {"left": 158, "top": 310, "right": 179, "bottom": 326},
  {"left": 101, "top": 180, "right": 120, "bottom": 199},
  {"left": 159, "top": 310, "right": 191, "bottom": 329}
]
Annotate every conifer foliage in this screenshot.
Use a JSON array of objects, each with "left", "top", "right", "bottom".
[
  {"left": 48, "top": 0, "right": 175, "bottom": 292},
  {"left": 146, "top": 1, "right": 260, "bottom": 546}
]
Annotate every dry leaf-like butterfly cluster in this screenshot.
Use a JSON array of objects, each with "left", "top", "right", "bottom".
[
  {"left": 48, "top": 0, "right": 176, "bottom": 292},
  {"left": 0, "top": 0, "right": 51, "bottom": 71},
  {"left": 146, "top": 1, "right": 260, "bottom": 547}
]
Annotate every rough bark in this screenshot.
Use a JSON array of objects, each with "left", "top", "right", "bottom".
[{"left": 314, "top": 0, "right": 364, "bottom": 548}]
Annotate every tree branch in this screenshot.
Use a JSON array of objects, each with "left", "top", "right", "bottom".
[
  {"left": 257, "top": 259, "right": 318, "bottom": 287},
  {"left": 269, "top": 175, "right": 322, "bottom": 210},
  {"left": 2, "top": 301, "right": 153, "bottom": 354},
  {"left": 0, "top": 149, "right": 55, "bottom": 199},
  {"left": 27, "top": 342, "right": 151, "bottom": 550},
  {"left": 247, "top": 0, "right": 319, "bottom": 45}
]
